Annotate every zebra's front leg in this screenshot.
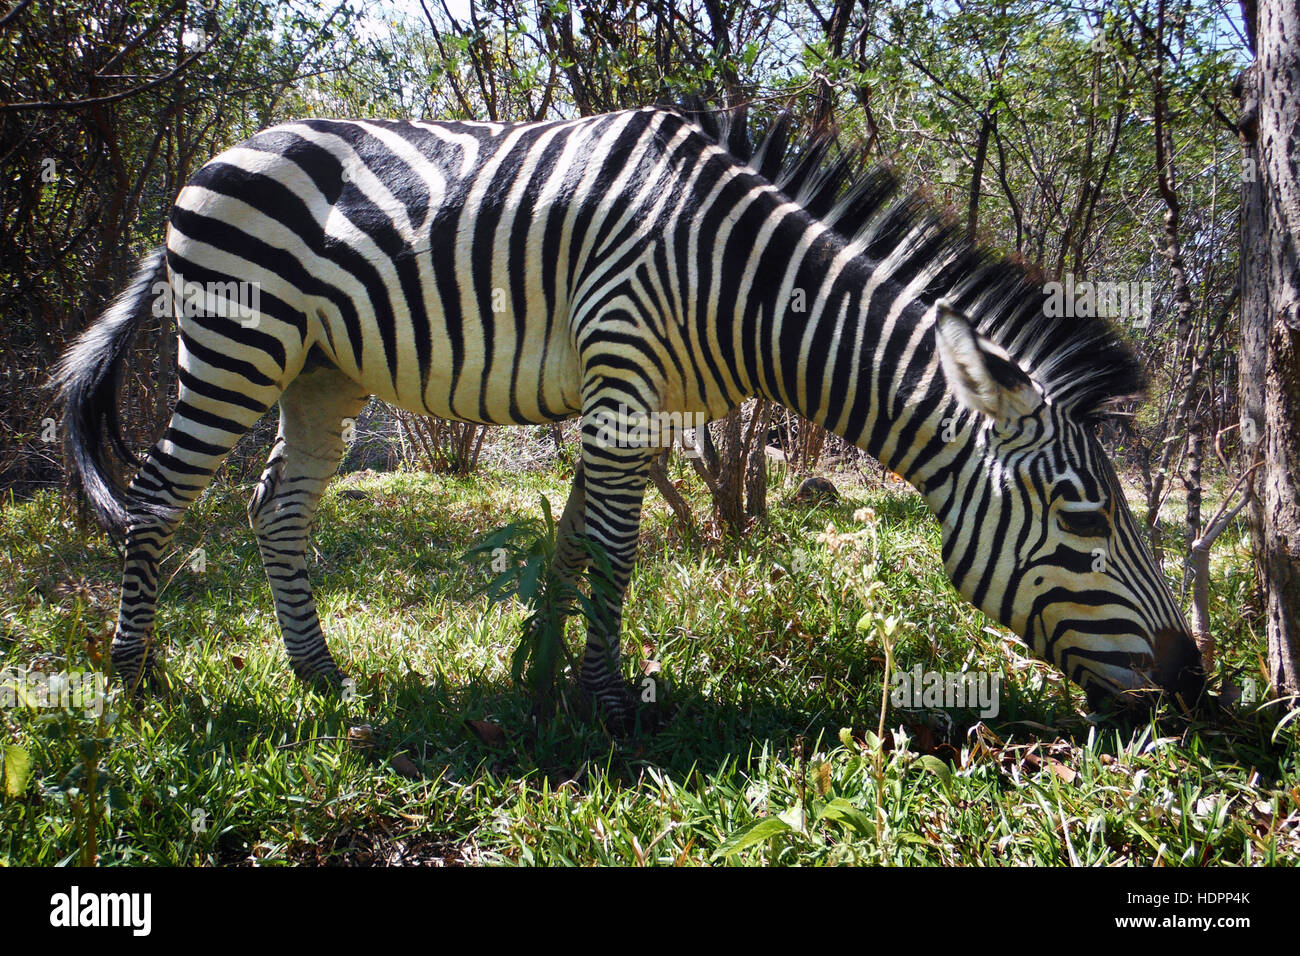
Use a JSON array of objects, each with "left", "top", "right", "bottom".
[
  {"left": 248, "top": 367, "right": 368, "bottom": 685},
  {"left": 576, "top": 426, "right": 656, "bottom": 728}
]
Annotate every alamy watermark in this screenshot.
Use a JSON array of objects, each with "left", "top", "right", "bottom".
[
  {"left": 50, "top": 886, "right": 151, "bottom": 936},
  {"left": 1, "top": 667, "right": 106, "bottom": 717},
  {"left": 1043, "top": 274, "right": 1153, "bottom": 326},
  {"left": 592, "top": 405, "right": 709, "bottom": 458},
  {"left": 152, "top": 272, "right": 261, "bottom": 327},
  {"left": 890, "top": 664, "right": 1000, "bottom": 718}
]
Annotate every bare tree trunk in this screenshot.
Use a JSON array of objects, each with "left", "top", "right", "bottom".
[
  {"left": 648, "top": 449, "right": 695, "bottom": 533},
  {"left": 967, "top": 107, "right": 993, "bottom": 242},
  {"left": 688, "top": 400, "right": 771, "bottom": 535},
  {"left": 1144, "top": 0, "right": 1199, "bottom": 567},
  {"left": 709, "top": 407, "right": 747, "bottom": 532},
  {"left": 811, "top": 0, "right": 853, "bottom": 133},
  {"left": 744, "top": 401, "right": 773, "bottom": 519},
  {"left": 1182, "top": 416, "right": 1203, "bottom": 592},
  {"left": 1238, "top": 0, "right": 1300, "bottom": 697}
]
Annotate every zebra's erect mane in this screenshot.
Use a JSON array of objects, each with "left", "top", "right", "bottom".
[{"left": 669, "top": 100, "right": 1147, "bottom": 423}]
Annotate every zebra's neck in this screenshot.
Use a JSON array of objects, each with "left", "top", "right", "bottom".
[
  {"left": 738, "top": 218, "right": 1005, "bottom": 619},
  {"left": 711, "top": 185, "right": 970, "bottom": 502}
]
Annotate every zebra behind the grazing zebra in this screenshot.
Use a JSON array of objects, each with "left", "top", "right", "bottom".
[{"left": 51, "top": 103, "right": 1204, "bottom": 723}]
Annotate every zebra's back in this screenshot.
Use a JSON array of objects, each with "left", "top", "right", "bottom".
[{"left": 167, "top": 107, "right": 702, "bottom": 425}]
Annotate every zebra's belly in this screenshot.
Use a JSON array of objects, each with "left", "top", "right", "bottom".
[{"left": 312, "top": 297, "right": 583, "bottom": 426}]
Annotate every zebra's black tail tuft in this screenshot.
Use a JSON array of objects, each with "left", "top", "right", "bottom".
[{"left": 48, "top": 248, "right": 168, "bottom": 535}]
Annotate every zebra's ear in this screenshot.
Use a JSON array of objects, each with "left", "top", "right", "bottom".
[{"left": 934, "top": 298, "right": 1040, "bottom": 425}]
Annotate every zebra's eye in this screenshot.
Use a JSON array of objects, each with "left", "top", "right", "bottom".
[{"left": 1059, "top": 509, "right": 1110, "bottom": 538}]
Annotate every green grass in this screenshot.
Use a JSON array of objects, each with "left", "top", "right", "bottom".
[{"left": 0, "top": 465, "right": 1296, "bottom": 866}]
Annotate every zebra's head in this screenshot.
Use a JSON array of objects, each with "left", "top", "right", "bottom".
[
  {"left": 929, "top": 299, "right": 1204, "bottom": 711},
  {"left": 679, "top": 104, "right": 1205, "bottom": 711}
]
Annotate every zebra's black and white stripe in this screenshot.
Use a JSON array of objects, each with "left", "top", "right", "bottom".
[{"left": 52, "top": 103, "right": 1203, "bottom": 718}]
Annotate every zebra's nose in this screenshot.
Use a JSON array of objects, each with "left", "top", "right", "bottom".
[{"left": 1152, "top": 628, "right": 1205, "bottom": 707}]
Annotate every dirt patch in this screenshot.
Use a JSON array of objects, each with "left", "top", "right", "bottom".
[{"left": 283, "top": 821, "right": 474, "bottom": 867}]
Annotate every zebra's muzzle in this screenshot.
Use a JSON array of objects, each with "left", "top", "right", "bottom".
[
  {"left": 1084, "top": 628, "right": 1206, "bottom": 714},
  {"left": 1151, "top": 627, "right": 1206, "bottom": 708}
]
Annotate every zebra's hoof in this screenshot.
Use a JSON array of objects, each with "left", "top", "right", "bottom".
[
  {"left": 110, "top": 645, "right": 160, "bottom": 696},
  {"left": 590, "top": 683, "right": 659, "bottom": 736},
  {"left": 296, "top": 665, "right": 352, "bottom": 697}
]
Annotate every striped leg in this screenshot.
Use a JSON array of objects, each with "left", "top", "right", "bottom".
[
  {"left": 112, "top": 379, "right": 277, "bottom": 690},
  {"left": 519, "top": 458, "right": 592, "bottom": 668},
  {"left": 247, "top": 366, "right": 368, "bottom": 683},
  {"left": 549, "top": 458, "right": 590, "bottom": 608},
  {"left": 577, "top": 412, "right": 656, "bottom": 723}
]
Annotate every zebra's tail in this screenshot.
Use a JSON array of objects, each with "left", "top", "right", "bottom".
[{"left": 49, "top": 247, "right": 168, "bottom": 535}]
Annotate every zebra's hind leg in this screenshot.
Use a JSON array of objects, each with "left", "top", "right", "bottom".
[
  {"left": 112, "top": 380, "right": 280, "bottom": 691},
  {"left": 247, "top": 366, "right": 368, "bottom": 685}
]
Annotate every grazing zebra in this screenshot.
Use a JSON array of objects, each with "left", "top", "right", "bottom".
[{"left": 52, "top": 103, "right": 1204, "bottom": 723}]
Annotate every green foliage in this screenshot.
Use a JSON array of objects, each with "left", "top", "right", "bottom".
[
  {"left": 3, "top": 744, "right": 32, "bottom": 798},
  {"left": 1, "top": 0, "right": 368, "bottom": 488},
  {"left": 465, "top": 495, "right": 617, "bottom": 707},
  {"left": 0, "top": 469, "right": 1294, "bottom": 866}
]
